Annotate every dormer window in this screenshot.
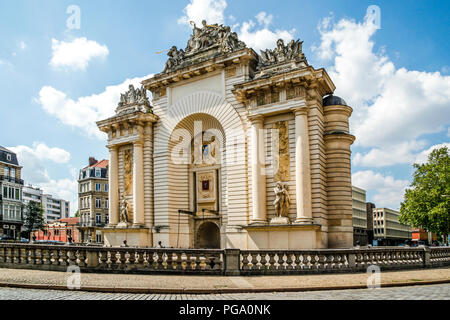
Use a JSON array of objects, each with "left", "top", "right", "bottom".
[{"left": 6, "top": 154, "right": 11, "bottom": 161}]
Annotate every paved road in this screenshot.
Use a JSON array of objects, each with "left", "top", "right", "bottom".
[{"left": 0, "top": 284, "right": 448, "bottom": 300}]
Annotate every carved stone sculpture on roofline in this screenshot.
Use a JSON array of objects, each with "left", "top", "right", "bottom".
[
  {"left": 116, "top": 84, "right": 152, "bottom": 115},
  {"left": 163, "top": 20, "right": 246, "bottom": 73},
  {"left": 259, "top": 38, "right": 306, "bottom": 68}
]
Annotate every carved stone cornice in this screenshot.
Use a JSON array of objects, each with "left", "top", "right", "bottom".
[
  {"left": 233, "top": 66, "right": 335, "bottom": 107},
  {"left": 97, "top": 111, "right": 159, "bottom": 134},
  {"left": 143, "top": 48, "right": 258, "bottom": 92}
]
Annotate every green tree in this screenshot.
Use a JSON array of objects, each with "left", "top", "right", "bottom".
[
  {"left": 400, "top": 147, "right": 450, "bottom": 244},
  {"left": 23, "top": 201, "right": 45, "bottom": 239},
  {"left": 74, "top": 210, "right": 79, "bottom": 218}
]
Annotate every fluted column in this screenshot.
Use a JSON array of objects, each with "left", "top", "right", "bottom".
[
  {"left": 133, "top": 141, "right": 144, "bottom": 227},
  {"left": 293, "top": 107, "right": 313, "bottom": 224},
  {"left": 250, "top": 116, "right": 267, "bottom": 223},
  {"left": 108, "top": 146, "right": 119, "bottom": 227}
]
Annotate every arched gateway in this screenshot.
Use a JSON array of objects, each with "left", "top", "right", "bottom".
[{"left": 97, "top": 21, "right": 355, "bottom": 250}]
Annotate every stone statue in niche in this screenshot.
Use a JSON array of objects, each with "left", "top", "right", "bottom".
[
  {"left": 192, "top": 134, "right": 220, "bottom": 166},
  {"left": 119, "top": 197, "right": 129, "bottom": 223},
  {"left": 203, "top": 136, "right": 220, "bottom": 165},
  {"left": 273, "top": 121, "right": 290, "bottom": 182},
  {"left": 272, "top": 182, "right": 291, "bottom": 224},
  {"left": 123, "top": 149, "right": 133, "bottom": 196}
]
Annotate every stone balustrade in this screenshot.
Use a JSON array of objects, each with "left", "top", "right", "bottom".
[
  {"left": 0, "top": 244, "right": 449, "bottom": 276},
  {"left": 0, "top": 244, "right": 223, "bottom": 274}
]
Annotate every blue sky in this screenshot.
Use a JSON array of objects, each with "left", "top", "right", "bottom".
[{"left": 0, "top": 0, "right": 449, "bottom": 214}]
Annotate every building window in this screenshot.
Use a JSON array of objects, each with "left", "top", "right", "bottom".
[
  {"left": 95, "top": 169, "right": 101, "bottom": 178},
  {"left": 96, "top": 183, "right": 101, "bottom": 191},
  {"left": 10, "top": 168, "right": 15, "bottom": 178},
  {"left": 105, "top": 214, "right": 109, "bottom": 224},
  {"left": 105, "top": 199, "right": 108, "bottom": 209},
  {"left": 95, "top": 198, "right": 101, "bottom": 208},
  {"left": 6, "top": 154, "right": 11, "bottom": 161},
  {"left": 15, "top": 189, "right": 20, "bottom": 200},
  {"left": 104, "top": 184, "right": 108, "bottom": 192},
  {"left": 3, "top": 187, "right": 7, "bottom": 198},
  {"left": 96, "top": 234, "right": 102, "bottom": 243},
  {"left": 96, "top": 213, "right": 102, "bottom": 224}
]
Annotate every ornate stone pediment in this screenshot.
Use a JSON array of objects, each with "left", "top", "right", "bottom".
[
  {"left": 116, "top": 84, "right": 152, "bottom": 115},
  {"left": 163, "top": 20, "right": 246, "bottom": 73},
  {"left": 258, "top": 39, "right": 306, "bottom": 68}
]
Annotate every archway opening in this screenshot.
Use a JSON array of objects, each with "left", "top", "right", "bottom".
[{"left": 196, "top": 221, "right": 220, "bottom": 249}]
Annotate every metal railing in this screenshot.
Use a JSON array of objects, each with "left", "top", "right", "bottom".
[
  {"left": 0, "top": 243, "right": 448, "bottom": 275},
  {"left": 0, "top": 175, "right": 24, "bottom": 185}
]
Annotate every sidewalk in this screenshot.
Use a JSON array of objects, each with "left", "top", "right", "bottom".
[{"left": 0, "top": 267, "right": 449, "bottom": 294}]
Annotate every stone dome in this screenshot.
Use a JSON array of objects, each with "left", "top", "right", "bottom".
[{"left": 323, "top": 95, "right": 348, "bottom": 107}]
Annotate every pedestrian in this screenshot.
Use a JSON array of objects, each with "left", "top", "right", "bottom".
[
  {"left": 123, "top": 240, "right": 128, "bottom": 247},
  {"left": 156, "top": 241, "right": 163, "bottom": 248}
]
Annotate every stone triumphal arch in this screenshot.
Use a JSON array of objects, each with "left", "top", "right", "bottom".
[{"left": 97, "top": 21, "right": 355, "bottom": 249}]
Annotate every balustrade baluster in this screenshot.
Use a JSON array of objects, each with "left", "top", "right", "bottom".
[
  {"left": 259, "top": 253, "right": 268, "bottom": 270},
  {"left": 135, "top": 250, "right": 144, "bottom": 270},
  {"left": 12, "top": 247, "right": 20, "bottom": 264},
  {"left": 0, "top": 246, "right": 4, "bottom": 264},
  {"left": 5, "top": 247, "right": 12, "bottom": 264},
  {"left": 127, "top": 250, "right": 137, "bottom": 271},
  {"left": 109, "top": 250, "right": 118, "bottom": 270},
  {"left": 250, "top": 253, "right": 258, "bottom": 270},
  {"left": 117, "top": 251, "right": 126, "bottom": 270},
  {"left": 241, "top": 253, "right": 250, "bottom": 270},
  {"left": 60, "top": 249, "right": 68, "bottom": 267}
]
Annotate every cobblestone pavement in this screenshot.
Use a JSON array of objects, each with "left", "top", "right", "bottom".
[{"left": 0, "top": 284, "right": 448, "bottom": 300}]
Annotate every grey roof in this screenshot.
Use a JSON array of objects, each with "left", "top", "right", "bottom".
[
  {"left": 0, "top": 146, "right": 19, "bottom": 166},
  {"left": 323, "top": 95, "right": 348, "bottom": 107}
]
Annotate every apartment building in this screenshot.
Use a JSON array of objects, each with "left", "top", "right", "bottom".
[
  {"left": 78, "top": 157, "right": 109, "bottom": 243},
  {"left": 0, "top": 146, "right": 24, "bottom": 239}
]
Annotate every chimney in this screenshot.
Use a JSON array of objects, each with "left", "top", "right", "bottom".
[{"left": 89, "top": 157, "right": 98, "bottom": 166}]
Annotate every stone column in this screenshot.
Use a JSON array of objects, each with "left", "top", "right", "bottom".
[
  {"left": 108, "top": 146, "right": 119, "bottom": 227},
  {"left": 293, "top": 107, "right": 313, "bottom": 224},
  {"left": 133, "top": 141, "right": 144, "bottom": 227},
  {"left": 250, "top": 116, "right": 267, "bottom": 223}
]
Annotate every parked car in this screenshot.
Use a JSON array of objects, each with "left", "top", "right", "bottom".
[
  {"left": 0, "top": 235, "right": 15, "bottom": 241},
  {"left": 20, "top": 238, "right": 30, "bottom": 243}
]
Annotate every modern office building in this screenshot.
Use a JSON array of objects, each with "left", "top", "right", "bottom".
[
  {"left": 22, "top": 185, "right": 70, "bottom": 223},
  {"left": 352, "top": 186, "right": 368, "bottom": 246},
  {"left": 0, "top": 146, "right": 24, "bottom": 239},
  {"left": 373, "top": 208, "right": 412, "bottom": 246},
  {"left": 77, "top": 157, "right": 109, "bottom": 244}
]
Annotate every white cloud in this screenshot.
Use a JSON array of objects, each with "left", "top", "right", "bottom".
[
  {"left": 19, "top": 41, "right": 27, "bottom": 50},
  {"left": 8, "top": 143, "right": 78, "bottom": 214},
  {"left": 36, "top": 74, "right": 153, "bottom": 139},
  {"left": 314, "top": 12, "right": 450, "bottom": 169},
  {"left": 413, "top": 142, "right": 450, "bottom": 164},
  {"left": 50, "top": 37, "right": 109, "bottom": 71},
  {"left": 237, "top": 13, "right": 296, "bottom": 52},
  {"left": 353, "top": 140, "right": 427, "bottom": 167},
  {"left": 178, "top": 0, "right": 227, "bottom": 26},
  {"left": 352, "top": 170, "right": 410, "bottom": 209}
]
